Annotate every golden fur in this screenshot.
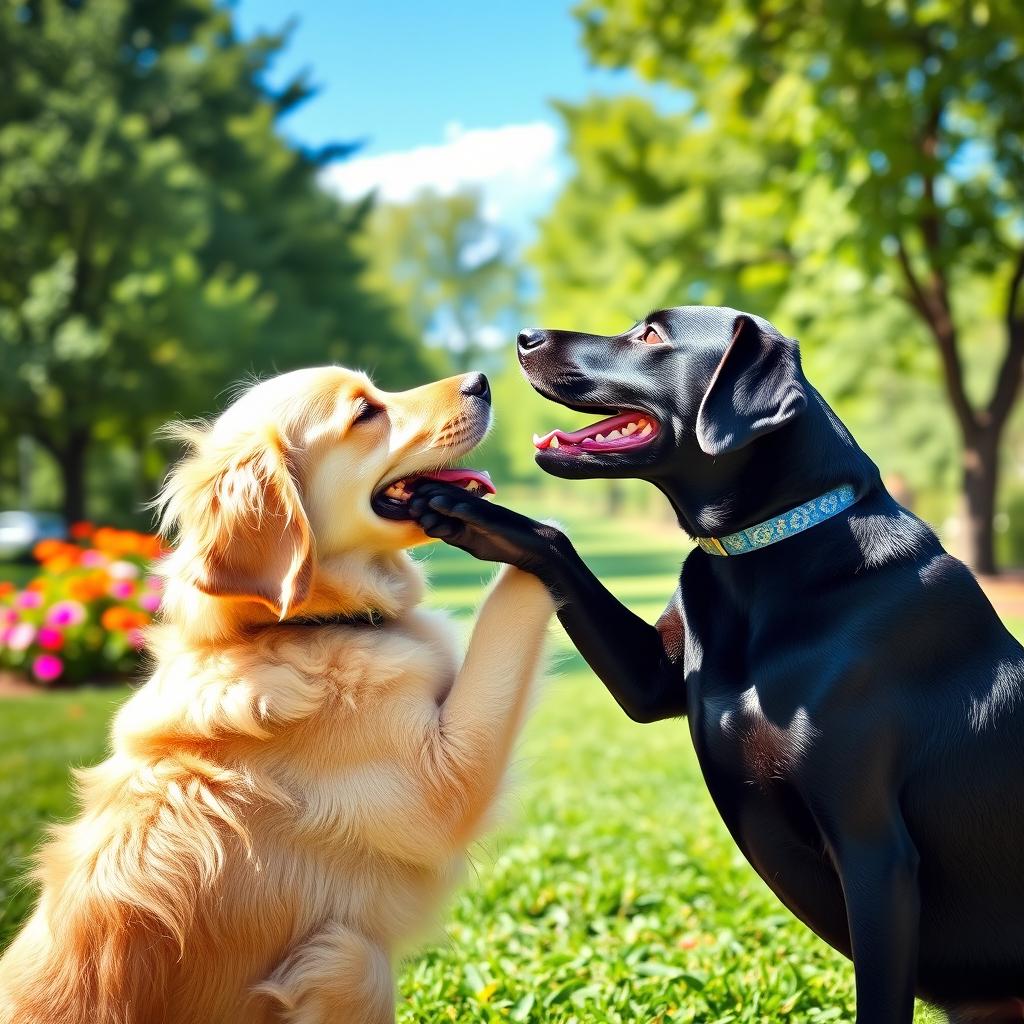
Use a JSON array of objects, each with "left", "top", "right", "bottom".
[{"left": 0, "top": 367, "right": 553, "bottom": 1024}]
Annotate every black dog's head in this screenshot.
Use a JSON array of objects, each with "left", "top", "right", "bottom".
[
  {"left": 518, "top": 305, "right": 873, "bottom": 534},
  {"left": 519, "top": 306, "right": 808, "bottom": 480}
]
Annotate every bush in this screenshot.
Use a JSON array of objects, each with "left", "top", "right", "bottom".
[{"left": 0, "top": 524, "right": 164, "bottom": 687}]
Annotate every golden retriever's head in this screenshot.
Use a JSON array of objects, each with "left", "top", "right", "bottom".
[{"left": 156, "top": 367, "right": 493, "bottom": 639}]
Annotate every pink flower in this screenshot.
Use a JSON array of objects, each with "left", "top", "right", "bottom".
[
  {"left": 144, "top": 575, "right": 164, "bottom": 593},
  {"left": 109, "top": 580, "right": 135, "bottom": 600},
  {"left": 140, "top": 591, "right": 161, "bottom": 613},
  {"left": 80, "top": 550, "right": 107, "bottom": 568},
  {"left": 127, "top": 628, "right": 146, "bottom": 650},
  {"left": 37, "top": 626, "right": 64, "bottom": 651},
  {"left": 109, "top": 560, "right": 140, "bottom": 580},
  {"left": 3, "top": 608, "right": 18, "bottom": 626},
  {"left": 7, "top": 622, "right": 37, "bottom": 651},
  {"left": 15, "top": 590, "right": 43, "bottom": 609},
  {"left": 46, "top": 600, "right": 86, "bottom": 627},
  {"left": 32, "top": 653, "right": 63, "bottom": 683}
]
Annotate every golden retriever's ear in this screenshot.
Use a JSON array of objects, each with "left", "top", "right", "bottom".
[{"left": 165, "top": 427, "right": 313, "bottom": 618}]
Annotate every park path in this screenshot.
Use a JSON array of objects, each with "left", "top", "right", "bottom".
[{"left": 978, "top": 573, "right": 1024, "bottom": 620}]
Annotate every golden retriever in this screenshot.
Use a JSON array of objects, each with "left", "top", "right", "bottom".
[{"left": 0, "top": 368, "right": 553, "bottom": 1024}]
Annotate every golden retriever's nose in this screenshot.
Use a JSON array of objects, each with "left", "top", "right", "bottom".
[{"left": 460, "top": 372, "right": 491, "bottom": 405}]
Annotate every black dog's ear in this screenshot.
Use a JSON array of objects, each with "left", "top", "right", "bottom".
[{"left": 695, "top": 315, "right": 807, "bottom": 456}]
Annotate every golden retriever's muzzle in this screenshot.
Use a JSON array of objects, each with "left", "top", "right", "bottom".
[{"left": 371, "top": 372, "right": 496, "bottom": 521}]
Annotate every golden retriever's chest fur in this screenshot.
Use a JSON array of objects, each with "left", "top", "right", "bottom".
[
  {"left": 134, "top": 607, "right": 468, "bottom": 924},
  {"left": 1, "top": 610, "right": 470, "bottom": 1023}
]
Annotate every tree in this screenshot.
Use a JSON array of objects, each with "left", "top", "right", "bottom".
[
  {"left": 360, "top": 188, "right": 525, "bottom": 373},
  {"left": 537, "top": 0, "right": 1024, "bottom": 572},
  {"left": 0, "top": 0, "right": 428, "bottom": 521}
]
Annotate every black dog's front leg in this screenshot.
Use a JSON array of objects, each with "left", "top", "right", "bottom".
[
  {"left": 408, "top": 484, "right": 686, "bottom": 723},
  {"left": 821, "top": 812, "right": 920, "bottom": 1023}
]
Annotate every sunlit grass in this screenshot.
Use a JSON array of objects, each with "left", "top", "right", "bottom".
[{"left": 0, "top": 510, "right": 959, "bottom": 1021}]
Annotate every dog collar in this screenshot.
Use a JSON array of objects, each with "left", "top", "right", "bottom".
[
  {"left": 283, "top": 610, "right": 385, "bottom": 628},
  {"left": 696, "top": 484, "right": 858, "bottom": 556}
]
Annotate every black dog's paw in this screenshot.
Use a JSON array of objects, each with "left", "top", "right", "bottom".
[{"left": 408, "top": 481, "right": 565, "bottom": 578}]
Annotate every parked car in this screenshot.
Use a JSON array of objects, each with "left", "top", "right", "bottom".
[{"left": 0, "top": 511, "right": 67, "bottom": 562}]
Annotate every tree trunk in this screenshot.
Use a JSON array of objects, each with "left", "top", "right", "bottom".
[
  {"left": 132, "top": 435, "right": 165, "bottom": 511},
  {"left": 961, "top": 427, "right": 1000, "bottom": 576},
  {"left": 56, "top": 430, "right": 90, "bottom": 524}
]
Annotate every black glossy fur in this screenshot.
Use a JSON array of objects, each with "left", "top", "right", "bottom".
[{"left": 409, "top": 307, "right": 1024, "bottom": 1024}]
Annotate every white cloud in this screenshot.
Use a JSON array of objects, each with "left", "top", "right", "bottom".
[{"left": 320, "top": 121, "right": 564, "bottom": 234}]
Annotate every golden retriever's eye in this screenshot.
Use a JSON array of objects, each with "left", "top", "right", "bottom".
[
  {"left": 353, "top": 399, "right": 384, "bottom": 425},
  {"left": 639, "top": 324, "right": 664, "bottom": 346}
]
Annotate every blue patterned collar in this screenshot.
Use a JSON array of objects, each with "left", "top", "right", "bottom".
[{"left": 696, "top": 484, "right": 859, "bottom": 557}]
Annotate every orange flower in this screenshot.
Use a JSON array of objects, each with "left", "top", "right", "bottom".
[
  {"left": 138, "top": 535, "right": 166, "bottom": 560},
  {"left": 42, "top": 553, "right": 78, "bottom": 574},
  {"left": 33, "top": 539, "right": 66, "bottom": 562},
  {"left": 0, "top": 581, "right": 14, "bottom": 598},
  {"left": 91, "top": 528, "right": 119, "bottom": 554},
  {"left": 69, "top": 521, "right": 95, "bottom": 540},
  {"left": 90, "top": 527, "right": 165, "bottom": 561},
  {"left": 35, "top": 540, "right": 85, "bottom": 571},
  {"left": 67, "top": 574, "right": 108, "bottom": 602},
  {"left": 101, "top": 606, "right": 148, "bottom": 632},
  {"left": 100, "top": 606, "right": 129, "bottom": 631}
]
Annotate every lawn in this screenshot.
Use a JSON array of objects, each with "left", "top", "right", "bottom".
[{"left": 0, "top": 506, "right": 951, "bottom": 1022}]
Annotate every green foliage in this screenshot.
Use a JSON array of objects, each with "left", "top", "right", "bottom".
[
  {"left": 0, "top": 0, "right": 429, "bottom": 519},
  {"left": 360, "top": 188, "right": 524, "bottom": 373},
  {"left": 535, "top": 0, "right": 1024, "bottom": 567},
  {"left": 576, "top": 0, "right": 1024, "bottom": 276}
]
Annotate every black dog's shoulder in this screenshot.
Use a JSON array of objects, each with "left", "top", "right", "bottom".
[{"left": 682, "top": 489, "right": 1024, "bottom": 765}]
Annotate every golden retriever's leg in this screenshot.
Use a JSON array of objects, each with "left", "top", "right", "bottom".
[
  {"left": 252, "top": 922, "right": 393, "bottom": 1024},
  {"left": 430, "top": 565, "right": 554, "bottom": 839}
]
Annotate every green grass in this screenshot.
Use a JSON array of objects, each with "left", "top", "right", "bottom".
[
  {"left": 0, "top": 511, "right": 951, "bottom": 1022},
  {"left": 0, "top": 689, "right": 125, "bottom": 941}
]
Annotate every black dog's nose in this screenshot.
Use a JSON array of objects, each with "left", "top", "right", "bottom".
[
  {"left": 517, "top": 328, "right": 547, "bottom": 352},
  {"left": 460, "top": 372, "right": 491, "bottom": 404}
]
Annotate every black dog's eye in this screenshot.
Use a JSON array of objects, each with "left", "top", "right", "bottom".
[
  {"left": 639, "top": 324, "right": 664, "bottom": 345},
  {"left": 353, "top": 399, "right": 384, "bottom": 425}
]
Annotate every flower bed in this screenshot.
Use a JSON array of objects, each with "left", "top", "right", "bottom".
[{"left": 0, "top": 523, "right": 165, "bottom": 687}]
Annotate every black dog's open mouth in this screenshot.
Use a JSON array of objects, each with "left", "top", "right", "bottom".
[
  {"left": 372, "top": 469, "right": 496, "bottom": 521},
  {"left": 533, "top": 410, "right": 659, "bottom": 454}
]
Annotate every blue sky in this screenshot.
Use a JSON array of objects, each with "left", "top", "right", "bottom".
[
  {"left": 234, "top": 0, "right": 654, "bottom": 155},
  {"left": 233, "top": 0, "right": 676, "bottom": 232}
]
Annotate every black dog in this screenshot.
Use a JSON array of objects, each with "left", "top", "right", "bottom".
[{"left": 408, "top": 306, "right": 1024, "bottom": 1024}]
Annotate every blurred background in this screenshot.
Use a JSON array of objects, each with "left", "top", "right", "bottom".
[
  {"left": 2, "top": 3, "right": 1023, "bottom": 1020},
  {"left": 3, "top": 0, "right": 1023, "bottom": 574}
]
